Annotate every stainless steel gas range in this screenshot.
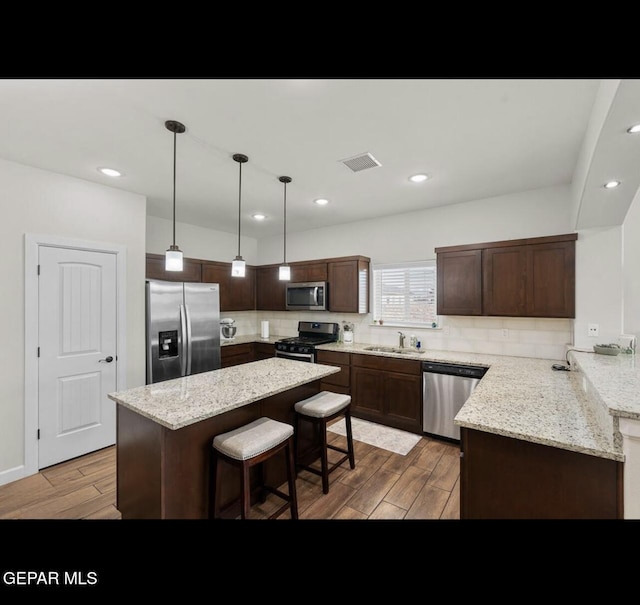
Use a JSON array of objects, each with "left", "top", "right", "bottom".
[{"left": 275, "top": 321, "right": 339, "bottom": 363}]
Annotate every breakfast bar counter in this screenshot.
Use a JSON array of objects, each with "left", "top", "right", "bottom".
[{"left": 108, "top": 358, "right": 339, "bottom": 519}]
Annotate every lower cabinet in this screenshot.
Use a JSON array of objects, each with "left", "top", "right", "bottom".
[
  {"left": 316, "top": 350, "right": 351, "bottom": 395},
  {"left": 351, "top": 354, "right": 422, "bottom": 434},
  {"left": 254, "top": 342, "right": 276, "bottom": 360},
  {"left": 460, "top": 427, "right": 623, "bottom": 519},
  {"left": 220, "top": 343, "right": 255, "bottom": 368}
]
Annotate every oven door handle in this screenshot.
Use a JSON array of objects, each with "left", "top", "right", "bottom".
[{"left": 276, "top": 351, "right": 314, "bottom": 361}]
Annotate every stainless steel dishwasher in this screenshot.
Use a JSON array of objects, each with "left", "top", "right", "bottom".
[{"left": 423, "top": 361, "right": 487, "bottom": 441}]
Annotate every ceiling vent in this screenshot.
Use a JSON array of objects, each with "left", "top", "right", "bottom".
[{"left": 340, "top": 152, "right": 382, "bottom": 172}]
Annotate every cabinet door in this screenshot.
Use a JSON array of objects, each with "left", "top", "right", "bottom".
[
  {"left": 220, "top": 343, "right": 255, "bottom": 368},
  {"left": 383, "top": 372, "right": 422, "bottom": 433},
  {"left": 526, "top": 241, "right": 575, "bottom": 318},
  {"left": 483, "top": 246, "right": 527, "bottom": 316},
  {"left": 290, "top": 262, "right": 328, "bottom": 282},
  {"left": 254, "top": 342, "right": 275, "bottom": 360},
  {"left": 351, "top": 366, "right": 384, "bottom": 420},
  {"left": 256, "top": 266, "right": 287, "bottom": 311},
  {"left": 202, "top": 262, "right": 255, "bottom": 311},
  {"left": 328, "top": 260, "right": 369, "bottom": 313},
  {"left": 437, "top": 250, "right": 482, "bottom": 315},
  {"left": 146, "top": 255, "right": 202, "bottom": 282}
]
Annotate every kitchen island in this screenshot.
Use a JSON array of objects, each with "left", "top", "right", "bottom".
[{"left": 108, "top": 358, "right": 340, "bottom": 519}]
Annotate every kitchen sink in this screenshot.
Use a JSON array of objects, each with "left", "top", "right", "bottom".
[{"left": 363, "top": 346, "right": 425, "bottom": 354}]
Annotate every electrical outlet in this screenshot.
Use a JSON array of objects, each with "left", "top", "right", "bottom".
[
  {"left": 588, "top": 323, "right": 599, "bottom": 337},
  {"left": 498, "top": 328, "right": 509, "bottom": 339}
]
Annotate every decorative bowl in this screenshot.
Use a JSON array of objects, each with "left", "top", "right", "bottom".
[{"left": 593, "top": 344, "right": 621, "bottom": 356}]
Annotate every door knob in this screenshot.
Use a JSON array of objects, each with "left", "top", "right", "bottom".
[{"left": 99, "top": 356, "right": 114, "bottom": 363}]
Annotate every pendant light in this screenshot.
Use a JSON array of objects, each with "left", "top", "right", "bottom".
[
  {"left": 278, "top": 176, "right": 292, "bottom": 281},
  {"left": 231, "top": 153, "right": 249, "bottom": 277},
  {"left": 164, "top": 120, "right": 186, "bottom": 271}
]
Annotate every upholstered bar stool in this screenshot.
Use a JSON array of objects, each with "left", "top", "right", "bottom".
[
  {"left": 294, "top": 391, "right": 356, "bottom": 494},
  {"left": 210, "top": 417, "right": 298, "bottom": 520}
]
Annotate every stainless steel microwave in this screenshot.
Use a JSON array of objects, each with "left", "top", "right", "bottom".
[{"left": 285, "top": 281, "right": 328, "bottom": 311}]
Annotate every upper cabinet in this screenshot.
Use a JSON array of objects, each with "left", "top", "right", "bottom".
[
  {"left": 201, "top": 261, "right": 256, "bottom": 312},
  {"left": 145, "top": 253, "right": 370, "bottom": 314},
  {"left": 436, "top": 233, "right": 577, "bottom": 318},
  {"left": 255, "top": 266, "right": 287, "bottom": 311},
  {"left": 437, "top": 250, "right": 483, "bottom": 316},
  {"left": 145, "top": 253, "right": 202, "bottom": 283},
  {"left": 327, "top": 258, "right": 369, "bottom": 314}
]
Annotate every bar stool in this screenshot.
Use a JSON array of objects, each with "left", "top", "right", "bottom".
[
  {"left": 210, "top": 417, "right": 298, "bottom": 520},
  {"left": 294, "top": 391, "right": 356, "bottom": 494}
]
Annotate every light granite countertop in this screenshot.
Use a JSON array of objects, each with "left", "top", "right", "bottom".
[
  {"left": 108, "top": 358, "right": 339, "bottom": 430},
  {"left": 568, "top": 350, "right": 640, "bottom": 421},
  {"left": 142, "top": 335, "right": 626, "bottom": 461},
  {"left": 317, "top": 341, "right": 622, "bottom": 462}
]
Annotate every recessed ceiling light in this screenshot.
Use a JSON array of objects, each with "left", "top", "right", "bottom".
[
  {"left": 604, "top": 180, "right": 620, "bottom": 189},
  {"left": 409, "top": 174, "right": 429, "bottom": 183},
  {"left": 98, "top": 167, "right": 122, "bottom": 177},
  {"left": 627, "top": 124, "right": 640, "bottom": 134},
  {"left": 314, "top": 198, "right": 329, "bottom": 206},
  {"left": 252, "top": 213, "right": 266, "bottom": 221}
]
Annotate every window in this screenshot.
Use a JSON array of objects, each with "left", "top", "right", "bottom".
[{"left": 372, "top": 260, "right": 437, "bottom": 326}]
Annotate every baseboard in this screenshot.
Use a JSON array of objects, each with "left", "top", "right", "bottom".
[{"left": 0, "top": 464, "right": 28, "bottom": 487}]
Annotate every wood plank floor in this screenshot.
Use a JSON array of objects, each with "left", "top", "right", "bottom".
[{"left": 0, "top": 431, "right": 460, "bottom": 520}]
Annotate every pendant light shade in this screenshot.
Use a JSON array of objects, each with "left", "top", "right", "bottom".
[
  {"left": 231, "top": 153, "right": 249, "bottom": 277},
  {"left": 165, "top": 120, "right": 186, "bottom": 271},
  {"left": 278, "top": 176, "right": 291, "bottom": 281}
]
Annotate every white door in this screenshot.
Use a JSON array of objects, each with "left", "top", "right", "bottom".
[{"left": 38, "top": 246, "right": 118, "bottom": 469}]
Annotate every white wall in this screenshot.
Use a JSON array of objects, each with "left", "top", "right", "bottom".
[
  {"left": 255, "top": 185, "right": 573, "bottom": 265},
  {"left": 574, "top": 227, "right": 623, "bottom": 349},
  {"left": 623, "top": 188, "right": 640, "bottom": 340},
  {"left": 146, "top": 215, "right": 258, "bottom": 264},
  {"left": 0, "top": 158, "right": 146, "bottom": 478}
]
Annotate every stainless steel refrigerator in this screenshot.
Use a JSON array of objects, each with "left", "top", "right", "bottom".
[{"left": 146, "top": 279, "right": 221, "bottom": 384}]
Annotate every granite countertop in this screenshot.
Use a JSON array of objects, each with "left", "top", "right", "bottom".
[
  {"left": 221, "top": 334, "right": 281, "bottom": 346},
  {"left": 567, "top": 350, "right": 640, "bottom": 421},
  {"left": 317, "top": 341, "right": 622, "bottom": 462},
  {"left": 108, "top": 358, "right": 340, "bottom": 431}
]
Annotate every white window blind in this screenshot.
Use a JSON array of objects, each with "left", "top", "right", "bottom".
[{"left": 373, "top": 261, "right": 437, "bottom": 326}]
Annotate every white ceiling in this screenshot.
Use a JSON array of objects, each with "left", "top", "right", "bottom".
[{"left": 0, "top": 78, "right": 601, "bottom": 238}]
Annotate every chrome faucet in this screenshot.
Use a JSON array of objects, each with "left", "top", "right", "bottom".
[{"left": 398, "top": 331, "right": 406, "bottom": 348}]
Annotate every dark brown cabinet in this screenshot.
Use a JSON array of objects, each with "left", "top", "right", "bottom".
[
  {"left": 255, "top": 266, "right": 287, "bottom": 311},
  {"left": 145, "top": 253, "right": 202, "bottom": 283},
  {"left": 316, "top": 350, "right": 351, "bottom": 395},
  {"left": 351, "top": 354, "right": 422, "bottom": 434},
  {"left": 437, "top": 250, "right": 482, "bottom": 315},
  {"left": 436, "top": 233, "right": 577, "bottom": 318},
  {"left": 220, "top": 343, "right": 255, "bottom": 368},
  {"left": 254, "top": 342, "right": 275, "bottom": 360},
  {"left": 201, "top": 261, "right": 256, "bottom": 312},
  {"left": 290, "top": 262, "right": 328, "bottom": 283},
  {"left": 328, "top": 258, "right": 369, "bottom": 314},
  {"left": 460, "top": 427, "right": 622, "bottom": 519}
]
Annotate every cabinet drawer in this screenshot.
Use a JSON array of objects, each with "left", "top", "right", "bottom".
[
  {"left": 221, "top": 343, "right": 253, "bottom": 358},
  {"left": 316, "top": 350, "right": 350, "bottom": 365},
  {"left": 318, "top": 363, "right": 350, "bottom": 387},
  {"left": 351, "top": 353, "right": 421, "bottom": 375}
]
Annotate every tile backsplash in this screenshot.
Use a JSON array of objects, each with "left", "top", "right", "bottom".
[{"left": 222, "top": 310, "right": 573, "bottom": 361}]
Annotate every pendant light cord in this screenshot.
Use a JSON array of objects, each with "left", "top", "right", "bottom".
[
  {"left": 283, "top": 180, "right": 287, "bottom": 264},
  {"left": 237, "top": 160, "right": 242, "bottom": 257},
  {"left": 172, "top": 131, "right": 177, "bottom": 247}
]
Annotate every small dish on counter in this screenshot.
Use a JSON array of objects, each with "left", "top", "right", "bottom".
[{"left": 593, "top": 344, "right": 621, "bottom": 356}]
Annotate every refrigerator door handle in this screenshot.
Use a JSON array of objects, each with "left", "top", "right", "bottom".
[
  {"left": 179, "top": 303, "right": 188, "bottom": 377},
  {"left": 184, "top": 303, "right": 193, "bottom": 375}
]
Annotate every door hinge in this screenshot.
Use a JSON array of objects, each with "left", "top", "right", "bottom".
[
  {"left": 37, "top": 429, "right": 40, "bottom": 440},
  {"left": 37, "top": 346, "right": 40, "bottom": 357},
  {"left": 37, "top": 264, "right": 40, "bottom": 276}
]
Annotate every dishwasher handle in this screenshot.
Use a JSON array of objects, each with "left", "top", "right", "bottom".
[{"left": 422, "top": 361, "right": 487, "bottom": 379}]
